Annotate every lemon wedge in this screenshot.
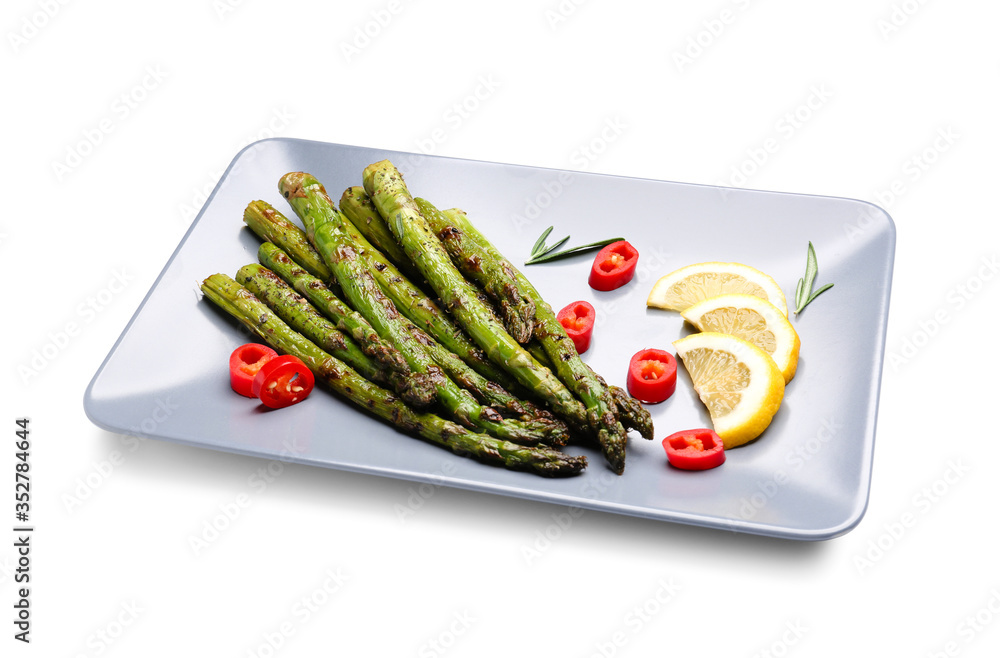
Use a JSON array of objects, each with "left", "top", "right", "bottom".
[
  {"left": 647, "top": 262, "right": 787, "bottom": 316},
  {"left": 673, "top": 332, "right": 785, "bottom": 448},
  {"left": 681, "top": 294, "right": 800, "bottom": 383}
]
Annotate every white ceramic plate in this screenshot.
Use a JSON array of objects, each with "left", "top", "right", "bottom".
[{"left": 85, "top": 138, "right": 895, "bottom": 540}]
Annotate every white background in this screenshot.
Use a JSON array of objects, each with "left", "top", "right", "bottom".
[{"left": 3, "top": 0, "right": 999, "bottom": 656}]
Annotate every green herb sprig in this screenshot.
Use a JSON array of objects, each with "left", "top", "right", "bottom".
[
  {"left": 794, "top": 241, "right": 834, "bottom": 314},
  {"left": 525, "top": 226, "right": 623, "bottom": 265}
]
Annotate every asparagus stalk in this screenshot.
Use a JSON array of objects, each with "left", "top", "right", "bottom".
[
  {"left": 201, "top": 274, "right": 585, "bottom": 476},
  {"left": 277, "top": 176, "right": 521, "bottom": 393},
  {"left": 415, "top": 197, "right": 535, "bottom": 344},
  {"left": 257, "top": 241, "right": 410, "bottom": 377},
  {"left": 236, "top": 263, "right": 437, "bottom": 409},
  {"left": 361, "top": 161, "right": 594, "bottom": 447},
  {"left": 526, "top": 339, "right": 653, "bottom": 441},
  {"left": 439, "top": 207, "right": 637, "bottom": 473},
  {"left": 404, "top": 319, "right": 543, "bottom": 420},
  {"left": 609, "top": 385, "right": 654, "bottom": 441},
  {"left": 279, "top": 172, "right": 566, "bottom": 447},
  {"left": 260, "top": 242, "right": 542, "bottom": 420},
  {"left": 340, "top": 186, "right": 424, "bottom": 284},
  {"left": 281, "top": 190, "right": 447, "bottom": 403},
  {"left": 345, "top": 188, "right": 535, "bottom": 343},
  {"left": 243, "top": 201, "right": 332, "bottom": 281}
]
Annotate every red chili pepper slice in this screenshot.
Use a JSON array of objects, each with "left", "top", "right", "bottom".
[
  {"left": 589, "top": 240, "right": 638, "bottom": 291},
  {"left": 627, "top": 348, "right": 677, "bottom": 403},
  {"left": 251, "top": 355, "right": 316, "bottom": 409},
  {"left": 662, "top": 429, "right": 726, "bottom": 470},
  {"left": 556, "top": 300, "right": 596, "bottom": 354},
  {"left": 229, "top": 343, "right": 279, "bottom": 398}
]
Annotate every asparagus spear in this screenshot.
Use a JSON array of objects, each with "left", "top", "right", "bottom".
[
  {"left": 277, "top": 176, "right": 521, "bottom": 393},
  {"left": 438, "top": 206, "right": 637, "bottom": 473},
  {"left": 258, "top": 190, "right": 529, "bottom": 406},
  {"left": 341, "top": 188, "right": 522, "bottom": 334},
  {"left": 345, "top": 187, "right": 534, "bottom": 343},
  {"left": 361, "top": 161, "right": 595, "bottom": 449},
  {"left": 279, "top": 172, "right": 566, "bottom": 447},
  {"left": 237, "top": 263, "right": 438, "bottom": 409},
  {"left": 257, "top": 241, "right": 410, "bottom": 377},
  {"left": 403, "top": 318, "right": 542, "bottom": 421},
  {"left": 609, "top": 385, "right": 654, "bottom": 440},
  {"left": 279, "top": 190, "right": 446, "bottom": 404},
  {"left": 201, "top": 274, "right": 585, "bottom": 476},
  {"left": 340, "top": 186, "right": 424, "bottom": 284},
  {"left": 243, "top": 201, "right": 332, "bottom": 281},
  {"left": 259, "top": 242, "right": 541, "bottom": 420},
  {"left": 415, "top": 197, "right": 535, "bottom": 344},
  {"left": 525, "top": 339, "right": 653, "bottom": 441}
]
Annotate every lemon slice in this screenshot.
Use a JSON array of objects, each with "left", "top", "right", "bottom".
[
  {"left": 647, "top": 262, "right": 787, "bottom": 316},
  {"left": 681, "top": 294, "right": 800, "bottom": 383},
  {"left": 673, "top": 332, "right": 785, "bottom": 448}
]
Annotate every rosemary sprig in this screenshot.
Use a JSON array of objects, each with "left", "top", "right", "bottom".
[
  {"left": 525, "top": 226, "right": 623, "bottom": 265},
  {"left": 794, "top": 241, "right": 834, "bottom": 315}
]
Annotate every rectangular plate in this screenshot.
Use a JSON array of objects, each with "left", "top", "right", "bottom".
[{"left": 84, "top": 138, "right": 894, "bottom": 540}]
